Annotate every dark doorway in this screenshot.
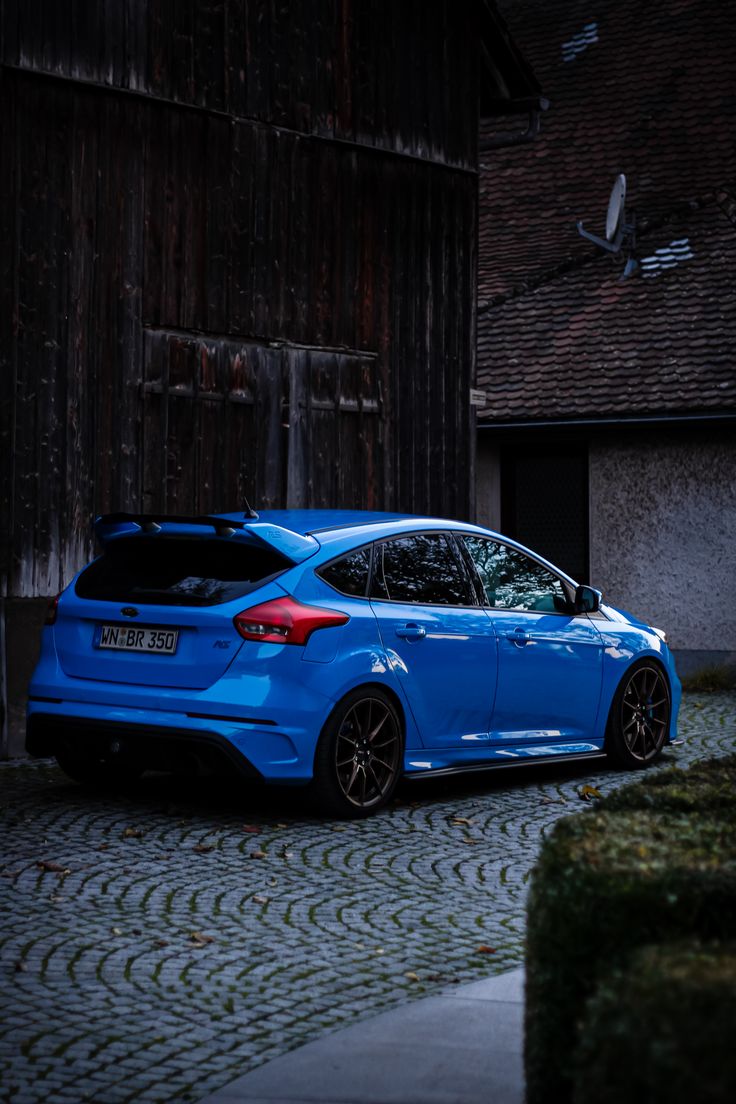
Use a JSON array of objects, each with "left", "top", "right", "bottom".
[{"left": 500, "top": 444, "right": 589, "bottom": 582}]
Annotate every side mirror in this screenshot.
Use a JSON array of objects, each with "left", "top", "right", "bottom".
[{"left": 574, "top": 584, "right": 601, "bottom": 615}]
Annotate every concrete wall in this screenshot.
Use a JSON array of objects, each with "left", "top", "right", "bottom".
[
  {"left": 589, "top": 429, "right": 736, "bottom": 672},
  {"left": 0, "top": 598, "right": 47, "bottom": 758}
]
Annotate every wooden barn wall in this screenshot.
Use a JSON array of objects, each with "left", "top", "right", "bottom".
[
  {"left": 0, "top": 0, "right": 478, "bottom": 170},
  {"left": 0, "top": 1, "right": 479, "bottom": 605}
]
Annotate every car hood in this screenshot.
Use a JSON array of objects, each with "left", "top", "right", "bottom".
[{"left": 600, "top": 602, "right": 656, "bottom": 633}]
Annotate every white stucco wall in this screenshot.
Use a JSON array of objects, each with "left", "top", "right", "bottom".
[{"left": 589, "top": 430, "right": 736, "bottom": 654}]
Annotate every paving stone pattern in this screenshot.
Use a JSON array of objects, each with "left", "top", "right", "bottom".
[{"left": 1, "top": 694, "right": 735, "bottom": 1104}]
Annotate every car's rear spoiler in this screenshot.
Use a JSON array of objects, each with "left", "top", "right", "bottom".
[{"left": 94, "top": 513, "right": 320, "bottom": 564}]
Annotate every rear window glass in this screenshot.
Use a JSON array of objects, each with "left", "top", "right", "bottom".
[
  {"left": 317, "top": 547, "right": 371, "bottom": 597},
  {"left": 75, "top": 537, "right": 292, "bottom": 606}
]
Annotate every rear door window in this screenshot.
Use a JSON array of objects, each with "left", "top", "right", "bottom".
[
  {"left": 75, "top": 537, "right": 292, "bottom": 606},
  {"left": 371, "top": 534, "right": 475, "bottom": 606}
]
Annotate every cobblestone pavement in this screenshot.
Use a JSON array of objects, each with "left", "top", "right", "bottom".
[{"left": 1, "top": 693, "right": 735, "bottom": 1104}]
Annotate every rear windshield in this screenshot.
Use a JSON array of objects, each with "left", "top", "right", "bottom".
[{"left": 75, "top": 536, "right": 292, "bottom": 606}]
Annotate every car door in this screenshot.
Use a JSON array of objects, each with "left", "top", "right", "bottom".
[
  {"left": 369, "top": 533, "right": 497, "bottom": 748},
  {"left": 461, "top": 536, "right": 604, "bottom": 743}
]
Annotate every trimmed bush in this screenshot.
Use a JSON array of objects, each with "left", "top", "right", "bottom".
[
  {"left": 524, "top": 758, "right": 736, "bottom": 1104},
  {"left": 601, "top": 754, "right": 736, "bottom": 820},
  {"left": 573, "top": 942, "right": 736, "bottom": 1104}
]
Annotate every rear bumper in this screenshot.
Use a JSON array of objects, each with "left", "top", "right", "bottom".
[
  {"left": 27, "top": 712, "right": 265, "bottom": 780},
  {"left": 25, "top": 699, "right": 315, "bottom": 783}
]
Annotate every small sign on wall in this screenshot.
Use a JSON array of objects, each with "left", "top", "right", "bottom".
[{"left": 470, "top": 389, "right": 487, "bottom": 408}]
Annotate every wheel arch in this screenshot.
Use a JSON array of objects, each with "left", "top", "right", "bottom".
[
  {"left": 316, "top": 680, "right": 408, "bottom": 762},
  {"left": 605, "top": 654, "right": 673, "bottom": 764}
]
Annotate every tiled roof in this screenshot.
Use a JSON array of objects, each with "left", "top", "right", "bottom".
[
  {"left": 477, "top": 0, "right": 736, "bottom": 423},
  {"left": 477, "top": 196, "right": 736, "bottom": 422}
]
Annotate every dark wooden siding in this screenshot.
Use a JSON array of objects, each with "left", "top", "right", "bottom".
[
  {"left": 1, "top": 1, "right": 480, "bottom": 603},
  {"left": 0, "top": 0, "right": 479, "bottom": 168}
]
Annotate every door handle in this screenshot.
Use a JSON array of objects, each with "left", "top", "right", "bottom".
[
  {"left": 504, "top": 628, "right": 530, "bottom": 645},
  {"left": 395, "top": 623, "right": 427, "bottom": 641}
]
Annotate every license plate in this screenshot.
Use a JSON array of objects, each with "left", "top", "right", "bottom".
[{"left": 95, "top": 624, "right": 179, "bottom": 655}]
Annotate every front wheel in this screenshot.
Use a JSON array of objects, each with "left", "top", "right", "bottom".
[
  {"left": 309, "top": 688, "right": 404, "bottom": 818},
  {"left": 605, "top": 661, "right": 671, "bottom": 768}
]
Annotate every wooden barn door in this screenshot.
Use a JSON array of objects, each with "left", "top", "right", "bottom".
[
  {"left": 286, "top": 349, "right": 383, "bottom": 510},
  {"left": 142, "top": 332, "right": 384, "bottom": 514}
]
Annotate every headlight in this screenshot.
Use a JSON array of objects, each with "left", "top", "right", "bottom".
[{"left": 652, "top": 626, "right": 668, "bottom": 644}]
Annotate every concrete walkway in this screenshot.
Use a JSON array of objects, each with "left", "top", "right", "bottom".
[{"left": 198, "top": 968, "right": 525, "bottom": 1104}]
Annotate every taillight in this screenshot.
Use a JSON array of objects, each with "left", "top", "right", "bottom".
[
  {"left": 234, "top": 596, "right": 349, "bottom": 645},
  {"left": 45, "top": 594, "right": 60, "bottom": 626}
]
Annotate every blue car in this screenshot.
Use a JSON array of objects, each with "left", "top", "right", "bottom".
[{"left": 27, "top": 510, "right": 680, "bottom": 817}]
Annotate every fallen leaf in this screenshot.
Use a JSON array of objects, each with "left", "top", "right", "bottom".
[
  {"left": 578, "top": 785, "right": 602, "bottom": 802},
  {"left": 450, "top": 817, "right": 474, "bottom": 827},
  {"left": 275, "top": 823, "right": 288, "bottom": 829},
  {"left": 111, "top": 927, "right": 123, "bottom": 936},
  {"left": 250, "top": 850, "right": 267, "bottom": 860},
  {"left": 462, "top": 837, "right": 479, "bottom": 845},
  {"left": 331, "top": 826, "right": 346, "bottom": 832},
  {"left": 189, "top": 931, "right": 215, "bottom": 946},
  {"left": 154, "top": 939, "right": 169, "bottom": 948},
  {"left": 252, "top": 894, "right": 270, "bottom": 905},
  {"left": 36, "top": 860, "right": 67, "bottom": 873},
  {"left": 374, "top": 948, "right": 385, "bottom": 955},
  {"left": 475, "top": 945, "right": 496, "bottom": 954},
  {"left": 193, "top": 844, "right": 215, "bottom": 854},
  {"left": 97, "top": 843, "right": 109, "bottom": 851},
  {"left": 540, "top": 796, "right": 567, "bottom": 805},
  {"left": 122, "top": 827, "right": 143, "bottom": 839},
  {"left": 404, "top": 971, "right": 421, "bottom": 982},
  {"left": 242, "top": 825, "right": 261, "bottom": 834}
]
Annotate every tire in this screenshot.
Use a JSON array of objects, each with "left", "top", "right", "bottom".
[
  {"left": 605, "top": 660, "right": 671, "bottom": 769},
  {"left": 55, "top": 746, "right": 142, "bottom": 788},
  {"left": 309, "top": 687, "right": 404, "bottom": 818}
]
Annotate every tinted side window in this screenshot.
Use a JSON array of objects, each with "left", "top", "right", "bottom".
[
  {"left": 462, "top": 537, "right": 570, "bottom": 613},
  {"left": 372, "top": 535, "right": 473, "bottom": 605},
  {"left": 317, "top": 547, "right": 371, "bottom": 597}
]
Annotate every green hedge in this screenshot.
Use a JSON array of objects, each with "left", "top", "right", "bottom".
[
  {"left": 573, "top": 942, "right": 736, "bottom": 1104},
  {"left": 601, "top": 755, "right": 736, "bottom": 820},
  {"left": 524, "top": 756, "right": 736, "bottom": 1104}
]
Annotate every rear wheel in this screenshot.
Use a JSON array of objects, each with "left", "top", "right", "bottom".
[
  {"left": 309, "top": 688, "right": 403, "bottom": 818},
  {"left": 606, "top": 661, "right": 671, "bottom": 768}
]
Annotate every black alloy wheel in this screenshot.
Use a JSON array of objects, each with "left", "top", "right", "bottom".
[
  {"left": 311, "top": 688, "right": 403, "bottom": 817},
  {"left": 606, "top": 661, "right": 671, "bottom": 768}
]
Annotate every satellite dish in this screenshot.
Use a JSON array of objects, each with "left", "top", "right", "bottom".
[
  {"left": 576, "top": 172, "right": 638, "bottom": 277},
  {"left": 606, "top": 174, "right": 627, "bottom": 242}
]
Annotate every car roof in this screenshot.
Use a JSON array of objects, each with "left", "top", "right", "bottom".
[{"left": 216, "top": 508, "right": 492, "bottom": 542}]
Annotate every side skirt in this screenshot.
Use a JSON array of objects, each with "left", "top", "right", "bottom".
[{"left": 403, "top": 751, "right": 608, "bottom": 782}]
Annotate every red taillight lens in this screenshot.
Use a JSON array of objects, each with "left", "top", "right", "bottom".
[
  {"left": 45, "top": 594, "right": 60, "bottom": 626},
  {"left": 234, "top": 597, "right": 349, "bottom": 645}
]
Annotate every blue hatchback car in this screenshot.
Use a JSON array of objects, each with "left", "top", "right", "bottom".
[{"left": 27, "top": 510, "right": 680, "bottom": 817}]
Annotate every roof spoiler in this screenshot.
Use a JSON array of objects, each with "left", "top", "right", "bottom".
[{"left": 94, "top": 513, "right": 320, "bottom": 563}]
